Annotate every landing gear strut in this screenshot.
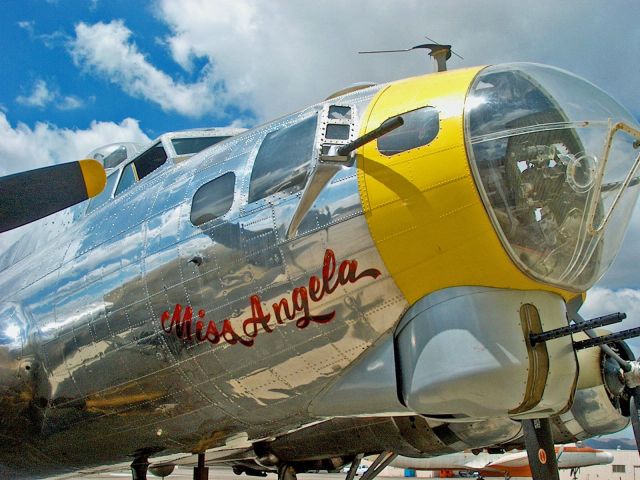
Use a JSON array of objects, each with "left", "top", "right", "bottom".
[
  {"left": 131, "top": 456, "right": 149, "bottom": 480},
  {"left": 194, "top": 452, "right": 209, "bottom": 480},
  {"left": 359, "top": 451, "right": 397, "bottom": 480}
]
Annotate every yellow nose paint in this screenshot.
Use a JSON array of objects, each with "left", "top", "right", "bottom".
[{"left": 356, "top": 67, "right": 574, "bottom": 305}]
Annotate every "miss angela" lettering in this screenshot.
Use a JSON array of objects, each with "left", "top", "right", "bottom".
[{"left": 160, "top": 249, "right": 381, "bottom": 347}]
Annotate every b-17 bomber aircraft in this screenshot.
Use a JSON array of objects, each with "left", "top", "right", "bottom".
[{"left": 1, "top": 58, "right": 640, "bottom": 480}]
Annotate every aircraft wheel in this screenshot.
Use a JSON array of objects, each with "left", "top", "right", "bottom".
[{"left": 278, "top": 464, "right": 297, "bottom": 480}]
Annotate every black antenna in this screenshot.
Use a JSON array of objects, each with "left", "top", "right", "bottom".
[
  {"left": 359, "top": 37, "right": 462, "bottom": 72},
  {"left": 424, "top": 35, "right": 464, "bottom": 60}
]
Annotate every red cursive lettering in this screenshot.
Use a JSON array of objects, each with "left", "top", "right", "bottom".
[{"left": 160, "top": 249, "right": 381, "bottom": 348}]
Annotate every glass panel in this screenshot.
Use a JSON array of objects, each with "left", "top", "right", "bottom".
[
  {"left": 134, "top": 143, "right": 167, "bottom": 180},
  {"left": 172, "top": 136, "right": 229, "bottom": 155},
  {"left": 103, "top": 145, "right": 129, "bottom": 169},
  {"left": 326, "top": 124, "right": 351, "bottom": 140},
  {"left": 248, "top": 114, "right": 317, "bottom": 203},
  {"left": 86, "top": 172, "right": 118, "bottom": 214},
  {"left": 465, "top": 63, "right": 640, "bottom": 290},
  {"left": 191, "top": 172, "right": 236, "bottom": 226},
  {"left": 115, "top": 164, "right": 137, "bottom": 197},
  {"left": 328, "top": 106, "right": 351, "bottom": 120},
  {"left": 377, "top": 107, "right": 439, "bottom": 155}
]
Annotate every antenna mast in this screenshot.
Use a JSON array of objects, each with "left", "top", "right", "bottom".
[{"left": 359, "top": 39, "right": 462, "bottom": 72}]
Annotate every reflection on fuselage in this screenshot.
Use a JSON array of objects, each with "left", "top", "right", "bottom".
[{"left": 0, "top": 87, "right": 407, "bottom": 477}]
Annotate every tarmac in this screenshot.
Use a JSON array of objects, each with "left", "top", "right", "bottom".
[{"left": 69, "top": 467, "right": 405, "bottom": 480}]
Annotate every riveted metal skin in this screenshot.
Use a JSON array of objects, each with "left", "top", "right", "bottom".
[
  {"left": 0, "top": 64, "right": 636, "bottom": 478},
  {"left": 0, "top": 85, "right": 410, "bottom": 478}
]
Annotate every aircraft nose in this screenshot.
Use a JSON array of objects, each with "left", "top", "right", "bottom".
[
  {"left": 357, "top": 65, "right": 577, "bottom": 305},
  {"left": 596, "top": 451, "right": 614, "bottom": 464},
  {"left": 465, "top": 63, "right": 640, "bottom": 293}
]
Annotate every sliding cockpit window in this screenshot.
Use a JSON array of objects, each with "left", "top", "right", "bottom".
[
  {"left": 191, "top": 172, "right": 236, "bottom": 226},
  {"left": 114, "top": 143, "right": 168, "bottom": 197}
]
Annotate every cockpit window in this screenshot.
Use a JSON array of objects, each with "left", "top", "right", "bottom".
[
  {"left": 377, "top": 106, "right": 439, "bottom": 156},
  {"left": 115, "top": 163, "right": 137, "bottom": 197},
  {"left": 85, "top": 171, "right": 118, "bottom": 214},
  {"left": 190, "top": 172, "right": 235, "bottom": 225},
  {"left": 133, "top": 143, "right": 168, "bottom": 179},
  {"left": 172, "top": 136, "right": 229, "bottom": 155},
  {"left": 114, "top": 142, "right": 168, "bottom": 197},
  {"left": 103, "top": 145, "right": 129, "bottom": 169},
  {"left": 248, "top": 114, "right": 318, "bottom": 203}
]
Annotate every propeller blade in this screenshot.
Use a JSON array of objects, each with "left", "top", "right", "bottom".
[
  {"left": 0, "top": 159, "right": 106, "bottom": 233},
  {"left": 630, "top": 388, "right": 640, "bottom": 454},
  {"left": 522, "top": 418, "right": 560, "bottom": 480}
]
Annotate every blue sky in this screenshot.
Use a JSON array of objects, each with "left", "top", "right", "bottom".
[
  {"left": 2, "top": 0, "right": 639, "bottom": 153},
  {"left": 2, "top": 0, "right": 253, "bottom": 137},
  {"left": 1, "top": 0, "right": 640, "bottom": 443}
]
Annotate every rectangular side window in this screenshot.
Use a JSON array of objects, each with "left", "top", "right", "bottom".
[
  {"left": 248, "top": 114, "right": 317, "bottom": 203},
  {"left": 190, "top": 172, "right": 235, "bottom": 226},
  {"left": 172, "top": 136, "right": 229, "bottom": 155}
]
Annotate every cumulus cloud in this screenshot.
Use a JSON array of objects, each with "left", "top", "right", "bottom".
[
  {"left": 16, "top": 80, "right": 55, "bottom": 108},
  {"left": 17, "top": 20, "right": 35, "bottom": 34},
  {"left": 153, "top": 0, "right": 640, "bottom": 122},
  {"left": 16, "top": 79, "right": 86, "bottom": 111},
  {"left": 69, "top": 20, "right": 219, "bottom": 117},
  {"left": 57, "top": 95, "right": 85, "bottom": 111},
  {"left": 0, "top": 112, "right": 150, "bottom": 175},
  {"left": 0, "top": 113, "right": 151, "bottom": 251},
  {"left": 582, "top": 287, "right": 640, "bottom": 352}
]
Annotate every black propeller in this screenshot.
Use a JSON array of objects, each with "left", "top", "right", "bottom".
[
  {"left": 522, "top": 418, "right": 560, "bottom": 480},
  {"left": 0, "top": 159, "right": 106, "bottom": 233},
  {"left": 520, "top": 302, "right": 640, "bottom": 479},
  {"left": 630, "top": 389, "right": 640, "bottom": 449},
  {"left": 566, "top": 302, "right": 640, "bottom": 457},
  {"left": 601, "top": 344, "right": 640, "bottom": 453}
]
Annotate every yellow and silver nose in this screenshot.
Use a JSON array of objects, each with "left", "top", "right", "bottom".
[{"left": 357, "top": 63, "right": 640, "bottom": 304}]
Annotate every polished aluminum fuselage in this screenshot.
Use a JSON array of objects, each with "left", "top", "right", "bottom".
[{"left": 0, "top": 87, "right": 409, "bottom": 477}]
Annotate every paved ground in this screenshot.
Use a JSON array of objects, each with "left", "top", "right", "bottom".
[{"left": 72, "top": 467, "right": 410, "bottom": 480}]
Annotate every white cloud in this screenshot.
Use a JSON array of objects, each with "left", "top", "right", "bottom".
[
  {"left": 57, "top": 95, "right": 85, "bottom": 111},
  {"left": 17, "top": 20, "right": 34, "bottom": 34},
  {"left": 0, "top": 112, "right": 150, "bottom": 176},
  {"left": 0, "top": 113, "right": 151, "bottom": 252},
  {"left": 154, "top": 0, "right": 640, "bottom": 122},
  {"left": 69, "top": 20, "right": 218, "bottom": 117},
  {"left": 582, "top": 287, "right": 640, "bottom": 353},
  {"left": 16, "top": 79, "right": 85, "bottom": 111},
  {"left": 16, "top": 80, "right": 55, "bottom": 108},
  {"left": 583, "top": 287, "right": 640, "bottom": 323}
]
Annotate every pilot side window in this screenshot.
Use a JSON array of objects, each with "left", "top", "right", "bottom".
[
  {"left": 190, "top": 172, "right": 236, "bottom": 226},
  {"left": 248, "top": 114, "right": 317, "bottom": 203},
  {"left": 114, "top": 142, "right": 168, "bottom": 196},
  {"left": 115, "top": 163, "right": 136, "bottom": 196},
  {"left": 377, "top": 106, "right": 440, "bottom": 156}
]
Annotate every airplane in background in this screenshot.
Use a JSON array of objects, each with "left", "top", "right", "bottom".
[
  {"left": 1, "top": 46, "right": 640, "bottom": 480},
  {"left": 391, "top": 445, "right": 614, "bottom": 479}
]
